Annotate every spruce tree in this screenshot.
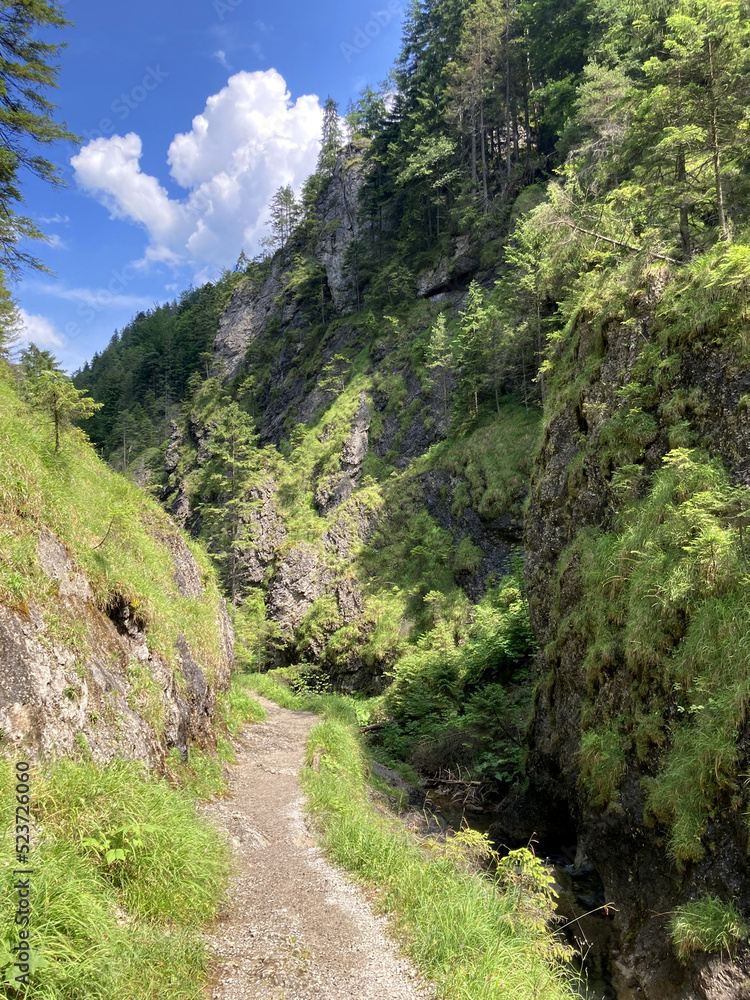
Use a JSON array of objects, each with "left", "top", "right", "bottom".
[
  {"left": 267, "top": 186, "right": 301, "bottom": 250},
  {"left": 455, "top": 281, "right": 493, "bottom": 417},
  {"left": 426, "top": 311, "right": 453, "bottom": 424},
  {"left": 202, "top": 403, "right": 259, "bottom": 603},
  {"left": 25, "top": 366, "right": 102, "bottom": 451},
  {"left": 318, "top": 97, "right": 343, "bottom": 176},
  {"left": 0, "top": 1, "right": 77, "bottom": 274}
]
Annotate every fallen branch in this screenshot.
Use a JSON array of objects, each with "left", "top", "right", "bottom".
[
  {"left": 556, "top": 218, "right": 678, "bottom": 265},
  {"left": 425, "top": 778, "right": 482, "bottom": 787}
]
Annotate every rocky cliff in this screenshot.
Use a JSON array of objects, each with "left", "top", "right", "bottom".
[
  {"left": 517, "top": 275, "right": 750, "bottom": 999},
  {"left": 0, "top": 528, "right": 232, "bottom": 767}
]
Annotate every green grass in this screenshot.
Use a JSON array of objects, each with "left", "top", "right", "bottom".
[
  {"left": 0, "top": 370, "right": 226, "bottom": 683},
  {"left": 0, "top": 673, "right": 266, "bottom": 997},
  {"left": 579, "top": 726, "right": 627, "bottom": 809},
  {"left": 250, "top": 678, "right": 576, "bottom": 999},
  {"left": 0, "top": 756, "right": 226, "bottom": 999},
  {"left": 671, "top": 897, "right": 748, "bottom": 962},
  {"left": 419, "top": 405, "right": 541, "bottom": 521},
  {"left": 301, "top": 714, "right": 576, "bottom": 1000},
  {"left": 557, "top": 448, "right": 750, "bottom": 863}
]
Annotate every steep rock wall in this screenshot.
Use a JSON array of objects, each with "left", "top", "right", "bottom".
[{"left": 520, "top": 296, "right": 750, "bottom": 999}]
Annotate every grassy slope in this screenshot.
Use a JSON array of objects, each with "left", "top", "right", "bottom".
[
  {"left": 0, "top": 367, "right": 225, "bottom": 679},
  {"left": 0, "top": 677, "right": 265, "bottom": 999}
]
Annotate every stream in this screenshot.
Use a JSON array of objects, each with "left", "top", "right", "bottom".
[{"left": 426, "top": 793, "right": 623, "bottom": 1000}]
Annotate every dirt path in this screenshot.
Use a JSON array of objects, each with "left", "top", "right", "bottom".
[{"left": 203, "top": 697, "right": 434, "bottom": 1000}]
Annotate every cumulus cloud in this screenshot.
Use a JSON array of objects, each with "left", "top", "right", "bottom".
[
  {"left": 17, "top": 309, "right": 65, "bottom": 349},
  {"left": 71, "top": 69, "right": 324, "bottom": 272}
]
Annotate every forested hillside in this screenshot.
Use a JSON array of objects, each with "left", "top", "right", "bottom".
[{"left": 72, "top": 0, "right": 750, "bottom": 997}]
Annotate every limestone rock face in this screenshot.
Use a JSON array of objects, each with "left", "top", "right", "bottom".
[
  {"left": 315, "top": 394, "right": 371, "bottom": 514},
  {"left": 315, "top": 154, "right": 363, "bottom": 314},
  {"left": 214, "top": 258, "right": 294, "bottom": 381},
  {"left": 235, "top": 480, "right": 287, "bottom": 589},
  {"left": 213, "top": 152, "right": 364, "bottom": 384},
  {"left": 267, "top": 543, "right": 328, "bottom": 634},
  {"left": 416, "top": 235, "right": 480, "bottom": 298},
  {"left": 0, "top": 529, "right": 232, "bottom": 767}
]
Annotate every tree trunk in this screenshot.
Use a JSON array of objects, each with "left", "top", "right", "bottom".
[
  {"left": 707, "top": 37, "right": 728, "bottom": 240},
  {"left": 505, "top": 19, "right": 512, "bottom": 177}
]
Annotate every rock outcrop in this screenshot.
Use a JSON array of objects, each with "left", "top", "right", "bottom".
[
  {"left": 214, "top": 150, "right": 364, "bottom": 384},
  {"left": 0, "top": 528, "right": 233, "bottom": 767}
]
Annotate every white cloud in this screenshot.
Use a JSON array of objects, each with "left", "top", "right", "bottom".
[
  {"left": 33, "top": 284, "right": 153, "bottom": 311},
  {"left": 71, "top": 69, "right": 324, "bottom": 272},
  {"left": 17, "top": 309, "right": 65, "bottom": 349},
  {"left": 38, "top": 214, "right": 70, "bottom": 225},
  {"left": 45, "top": 234, "right": 69, "bottom": 250},
  {"left": 213, "top": 49, "right": 230, "bottom": 69}
]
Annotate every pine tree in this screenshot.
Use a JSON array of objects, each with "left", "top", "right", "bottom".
[
  {"left": 426, "top": 311, "right": 453, "bottom": 424},
  {"left": 0, "top": 1, "right": 78, "bottom": 274},
  {"left": 25, "top": 367, "right": 102, "bottom": 451},
  {"left": 455, "top": 281, "right": 493, "bottom": 417},
  {"left": 0, "top": 280, "right": 19, "bottom": 359},
  {"left": 267, "top": 185, "right": 301, "bottom": 250},
  {"left": 318, "top": 96, "right": 343, "bottom": 176},
  {"left": 202, "top": 403, "right": 259, "bottom": 603}
]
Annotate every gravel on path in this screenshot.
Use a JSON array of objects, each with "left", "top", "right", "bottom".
[{"left": 203, "top": 696, "right": 435, "bottom": 1000}]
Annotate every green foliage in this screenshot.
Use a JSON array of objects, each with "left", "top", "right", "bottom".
[
  {"left": 0, "top": 369, "right": 227, "bottom": 684},
  {"left": 561, "top": 449, "right": 750, "bottom": 861},
  {"left": 0, "top": 756, "right": 227, "bottom": 998},
  {"left": 579, "top": 726, "right": 627, "bottom": 808},
  {"left": 671, "top": 898, "right": 748, "bottom": 962},
  {"left": 300, "top": 711, "right": 575, "bottom": 1000},
  {"left": 453, "top": 536, "right": 483, "bottom": 575},
  {"left": 423, "top": 405, "right": 540, "bottom": 520},
  {"left": 24, "top": 365, "right": 102, "bottom": 452},
  {"left": 73, "top": 273, "right": 245, "bottom": 472},
  {"left": 0, "top": 0, "right": 78, "bottom": 275},
  {"left": 382, "top": 575, "right": 536, "bottom": 781}
]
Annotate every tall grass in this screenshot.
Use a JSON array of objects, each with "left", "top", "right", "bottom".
[
  {"left": 248, "top": 675, "right": 576, "bottom": 1000},
  {"left": 0, "top": 676, "right": 266, "bottom": 998},
  {"left": 0, "top": 757, "right": 223, "bottom": 999},
  {"left": 302, "top": 717, "right": 576, "bottom": 1000},
  {"left": 562, "top": 449, "right": 750, "bottom": 863},
  {"left": 671, "top": 897, "right": 748, "bottom": 962}
]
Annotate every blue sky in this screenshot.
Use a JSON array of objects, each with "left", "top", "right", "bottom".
[{"left": 15, "top": 0, "right": 405, "bottom": 371}]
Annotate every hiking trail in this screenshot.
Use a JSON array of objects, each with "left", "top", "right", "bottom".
[{"left": 203, "top": 697, "right": 435, "bottom": 1000}]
